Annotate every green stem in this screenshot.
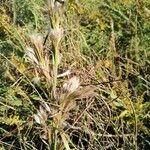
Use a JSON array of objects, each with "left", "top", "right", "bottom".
[
  {"left": 53, "top": 44, "right": 59, "bottom": 99},
  {"left": 54, "top": 129, "right": 58, "bottom": 150},
  {"left": 51, "top": 127, "right": 58, "bottom": 150},
  {"left": 12, "top": 0, "right": 16, "bottom": 25}
]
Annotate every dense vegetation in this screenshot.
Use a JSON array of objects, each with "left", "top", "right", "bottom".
[{"left": 0, "top": 0, "right": 150, "bottom": 149}]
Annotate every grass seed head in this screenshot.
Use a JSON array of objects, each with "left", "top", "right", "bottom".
[
  {"left": 63, "top": 76, "right": 80, "bottom": 94},
  {"left": 50, "top": 27, "right": 64, "bottom": 45},
  {"left": 34, "top": 106, "right": 48, "bottom": 125},
  {"left": 26, "top": 47, "right": 38, "bottom": 64},
  {"left": 30, "top": 34, "right": 43, "bottom": 51}
]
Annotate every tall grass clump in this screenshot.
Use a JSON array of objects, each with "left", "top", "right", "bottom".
[{"left": 0, "top": 0, "right": 150, "bottom": 150}]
